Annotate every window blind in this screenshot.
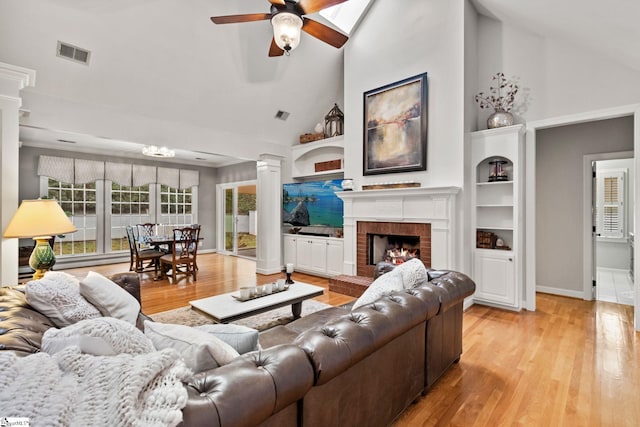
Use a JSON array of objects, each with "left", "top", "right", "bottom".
[
  {"left": 38, "top": 155, "right": 200, "bottom": 188},
  {"left": 595, "top": 170, "right": 624, "bottom": 239}
]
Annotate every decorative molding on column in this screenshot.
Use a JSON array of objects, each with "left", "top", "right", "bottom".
[
  {"left": 256, "top": 154, "right": 283, "bottom": 275},
  {"left": 0, "top": 62, "right": 36, "bottom": 88},
  {"left": 0, "top": 63, "right": 36, "bottom": 286}
]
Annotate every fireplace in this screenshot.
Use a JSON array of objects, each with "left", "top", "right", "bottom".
[
  {"left": 337, "top": 187, "right": 460, "bottom": 276},
  {"left": 357, "top": 221, "right": 431, "bottom": 277},
  {"left": 368, "top": 234, "right": 420, "bottom": 265}
]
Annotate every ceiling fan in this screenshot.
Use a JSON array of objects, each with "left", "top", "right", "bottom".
[{"left": 210, "top": 0, "right": 349, "bottom": 57}]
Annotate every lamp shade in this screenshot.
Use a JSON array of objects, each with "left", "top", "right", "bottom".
[
  {"left": 272, "top": 12, "right": 303, "bottom": 52},
  {"left": 3, "top": 199, "right": 76, "bottom": 238}
]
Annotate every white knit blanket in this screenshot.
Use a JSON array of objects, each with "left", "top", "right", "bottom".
[{"left": 0, "top": 347, "right": 190, "bottom": 426}]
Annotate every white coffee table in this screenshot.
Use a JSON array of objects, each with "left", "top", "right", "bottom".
[{"left": 189, "top": 281, "right": 324, "bottom": 323}]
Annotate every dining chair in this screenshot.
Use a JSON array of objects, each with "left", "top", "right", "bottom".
[
  {"left": 159, "top": 226, "right": 198, "bottom": 283},
  {"left": 125, "top": 225, "right": 164, "bottom": 277},
  {"left": 136, "top": 223, "right": 155, "bottom": 244},
  {"left": 190, "top": 224, "right": 201, "bottom": 270}
]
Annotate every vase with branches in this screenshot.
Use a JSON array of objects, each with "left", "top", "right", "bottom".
[{"left": 475, "top": 72, "right": 519, "bottom": 128}]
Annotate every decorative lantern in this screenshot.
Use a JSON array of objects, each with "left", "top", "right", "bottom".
[{"left": 324, "top": 103, "right": 344, "bottom": 138}]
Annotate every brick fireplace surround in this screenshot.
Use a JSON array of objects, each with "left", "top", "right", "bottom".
[
  {"left": 356, "top": 221, "right": 432, "bottom": 277},
  {"left": 331, "top": 187, "right": 460, "bottom": 297}
]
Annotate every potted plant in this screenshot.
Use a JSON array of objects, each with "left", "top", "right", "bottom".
[{"left": 474, "top": 72, "right": 519, "bottom": 129}]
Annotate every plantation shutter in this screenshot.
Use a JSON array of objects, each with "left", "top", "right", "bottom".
[{"left": 595, "top": 170, "right": 624, "bottom": 239}]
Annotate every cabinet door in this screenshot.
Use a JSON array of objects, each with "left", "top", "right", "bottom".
[
  {"left": 296, "top": 238, "right": 313, "bottom": 271},
  {"left": 283, "top": 235, "right": 297, "bottom": 266},
  {"left": 473, "top": 251, "right": 516, "bottom": 307},
  {"left": 326, "top": 240, "right": 344, "bottom": 276},
  {"left": 310, "top": 239, "right": 327, "bottom": 273}
]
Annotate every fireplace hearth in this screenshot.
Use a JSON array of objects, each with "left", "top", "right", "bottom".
[{"left": 357, "top": 221, "right": 431, "bottom": 277}]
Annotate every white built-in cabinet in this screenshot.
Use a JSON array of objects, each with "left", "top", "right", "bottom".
[
  {"left": 284, "top": 136, "right": 345, "bottom": 277},
  {"left": 283, "top": 234, "right": 343, "bottom": 278},
  {"left": 471, "top": 124, "right": 525, "bottom": 311}
]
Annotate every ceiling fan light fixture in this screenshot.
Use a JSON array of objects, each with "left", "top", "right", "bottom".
[
  {"left": 271, "top": 11, "right": 303, "bottom": 52},
  {"left": 142, "top": 145, "right": 175, "bottom": 158}
]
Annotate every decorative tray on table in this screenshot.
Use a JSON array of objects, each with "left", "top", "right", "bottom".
[{"left": 232, "top": 284, "right": 291, "bottom": 302}]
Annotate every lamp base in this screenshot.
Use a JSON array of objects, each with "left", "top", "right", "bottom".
[
  {"left": 29, "top": 237, "right": 56, "bottom": 280},
  {"left": 285, "top": 272, "right": 294, "bottom": 285}
]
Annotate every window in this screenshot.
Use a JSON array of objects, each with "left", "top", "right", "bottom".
[
  {"left": 42, "top": 178, "right": 197, "bottom": 258},
  {"left": 594, "top": 170, "right": 625, "bottom": 239},
  {"left": 110, "top": 183, "right": 152, "bottom": 252},
  {"left": 159, "top": 185, "right": 194, "bottom": 227},
  {"left": 46, "top": 179, "right": 98, "bottom": 256}
]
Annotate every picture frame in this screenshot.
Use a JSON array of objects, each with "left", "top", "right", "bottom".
[{"left": 363, "top": 72, "right": 428, "bottom": 176}]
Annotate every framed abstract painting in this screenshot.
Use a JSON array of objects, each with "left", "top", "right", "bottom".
[{"left": 363, "top": 72, "right": 428, "bottom": 175}]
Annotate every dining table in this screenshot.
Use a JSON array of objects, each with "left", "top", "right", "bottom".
[{"left": 144, "top": 235, "right": 204, "bottom": 253}]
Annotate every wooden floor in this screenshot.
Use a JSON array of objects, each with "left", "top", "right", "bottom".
[
  {"left": 64, "top": 252, "right": 354, "bottom": 314},
  {"left": 63, "top": 254, "right": 640, "bottom": 426}
]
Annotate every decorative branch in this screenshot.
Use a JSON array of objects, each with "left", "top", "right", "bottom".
[{"left": 474, "top": 72, "right": 519, "bottom": 112}]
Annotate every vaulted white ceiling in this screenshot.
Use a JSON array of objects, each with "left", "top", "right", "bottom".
[
  {"left": 2, "top": 0, "right": 638, "bottom": 166},
  {"left": 473, "top": 0, "right": 640, "bottom": 72},
  {"left": 2, "top": 0, "right": 347, "bottom": 165}
]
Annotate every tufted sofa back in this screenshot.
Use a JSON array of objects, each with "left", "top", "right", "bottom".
[{"left": 0, "top": 272, "right": 141, "bottom": 356}]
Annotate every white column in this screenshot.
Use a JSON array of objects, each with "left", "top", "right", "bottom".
[
  {"left": 0, "top": 63, "right": 36, "bottom": 285},
  {"left": 256, "top": 155, "right": 283, "bottom": 275}
]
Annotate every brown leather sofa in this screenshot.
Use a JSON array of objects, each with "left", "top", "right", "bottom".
[{"left": 0, "top": 269, "right": 475, "bottom": 427}]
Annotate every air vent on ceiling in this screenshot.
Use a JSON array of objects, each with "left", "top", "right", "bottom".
[
  {"left": 274, "top": 110, "right": 290, "bottom": 121},
  {"left": 56, "top": 41, "right": 91, "bottom": 65}
]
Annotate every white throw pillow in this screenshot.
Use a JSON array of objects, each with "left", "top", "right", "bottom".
[
  {"left": 42, "top": 317, "right": 155, "bottom": 356},
  {"left": 393, "top": 258, "right": 428, "bottom": 289},
  {"left": 352, "top": 268, "right": 404, "bottom": 310},
  {"left": 80, "top": 271, "right": 140, "bottom": 325},
  {"left": 144, "top": 321, "right": 239, "bottom": 373},
  {"left": 195, "top": 324, "right": 259, "bottom": 354},
  {"left": 25, "top": 272, "right": 102, "bottom": 328}
]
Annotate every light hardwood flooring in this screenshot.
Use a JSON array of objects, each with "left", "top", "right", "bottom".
[
  {"left": 63, "top": 252, "right": 353, "bottom": 314},
  {"left": 62, "top": 254, "right": 640, "bottom": 426}
]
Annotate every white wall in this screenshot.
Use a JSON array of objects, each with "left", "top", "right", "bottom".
[
  {"left": 344, "top": 0, "right": 466, "bottom": 190},
  {"left": 343, "top": 0, "right": 467, "bottom": 271},
  {"left": 596, "top": 158, "right": 634, "bottom": 270},
  {"left": 536, "top": 117, "right": 634, "bottom": 294},
  {"left": 477, "top": 17, "right": 640, "bottom": 130}
]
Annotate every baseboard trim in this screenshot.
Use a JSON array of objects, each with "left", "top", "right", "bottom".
[
  {"left": 463, "top": 297, "right": 474, "bottom": 311},
  {"left": 536, "top": 285, "right": 584, "bottom": 300}
]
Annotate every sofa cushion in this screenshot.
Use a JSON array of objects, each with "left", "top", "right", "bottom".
[
  {"left": 42, "top": 316, "right": 155, "bottom": 356},
  {"left": 352, "top": 268, "right": 404, "bottom": 310},
  {"left": 144, "top": 321, "right": 239, "bottom": 373},
  {"left": 194, "top": 324, "right": 259, "bottom": 354},
  {"left": 80, "top": 271, "right": 140, "bottom": 325},
  {"left": 25, "top": 272, "right": 102, "bottom": 328},
  {"left": 393, "top": 258, "right": 429, "bottom": 289}
]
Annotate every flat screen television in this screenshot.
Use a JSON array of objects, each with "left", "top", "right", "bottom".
[{"left": 283, "top": 179, "right": 343, "bottom": 228}]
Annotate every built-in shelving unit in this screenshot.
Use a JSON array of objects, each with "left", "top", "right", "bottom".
[
  {"left": 470, "top": 125, "right": 525, "bottom": 311},
  {"left": 291, "top": 135, "right": 344, "bottom": 179}
]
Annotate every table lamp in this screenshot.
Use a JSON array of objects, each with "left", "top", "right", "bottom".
[{"left": 3, "top": 199, "right": 77, "bottom": 279}]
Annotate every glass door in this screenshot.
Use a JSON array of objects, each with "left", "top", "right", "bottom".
[
  {"left": 224, "top": 188, "right": 235, "bottom": 253},
  {"left": 220, "top": 181, "right": 257, "bottom": 259}
]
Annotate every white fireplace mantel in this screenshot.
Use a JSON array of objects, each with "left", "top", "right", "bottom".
[{"left": 337, "top": 186, "right": 461, "bottom": 274}]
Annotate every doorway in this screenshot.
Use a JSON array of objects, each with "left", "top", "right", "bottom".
[
  {"left": 218, "top": 181, "right": 257, "bottom": 259},
  {"left": 590, "top": 156, "right": 634, "bottom": 305}
]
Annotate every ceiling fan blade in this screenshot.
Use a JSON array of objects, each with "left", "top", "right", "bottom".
[
  {"left": 268, "top": 0, "right": 286, "bottom": 6},
  {"left": 302, "top": 18, "right": 348, "bottom": 49},
  {"left": 269, "top": 38, "right": 285, "bottom": 57},
  {"left": 296, "top": 0, "right": 347, "bottom": 15},
  {"left": 210, "top": 13, "right": 271, "bottom": 25}
]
